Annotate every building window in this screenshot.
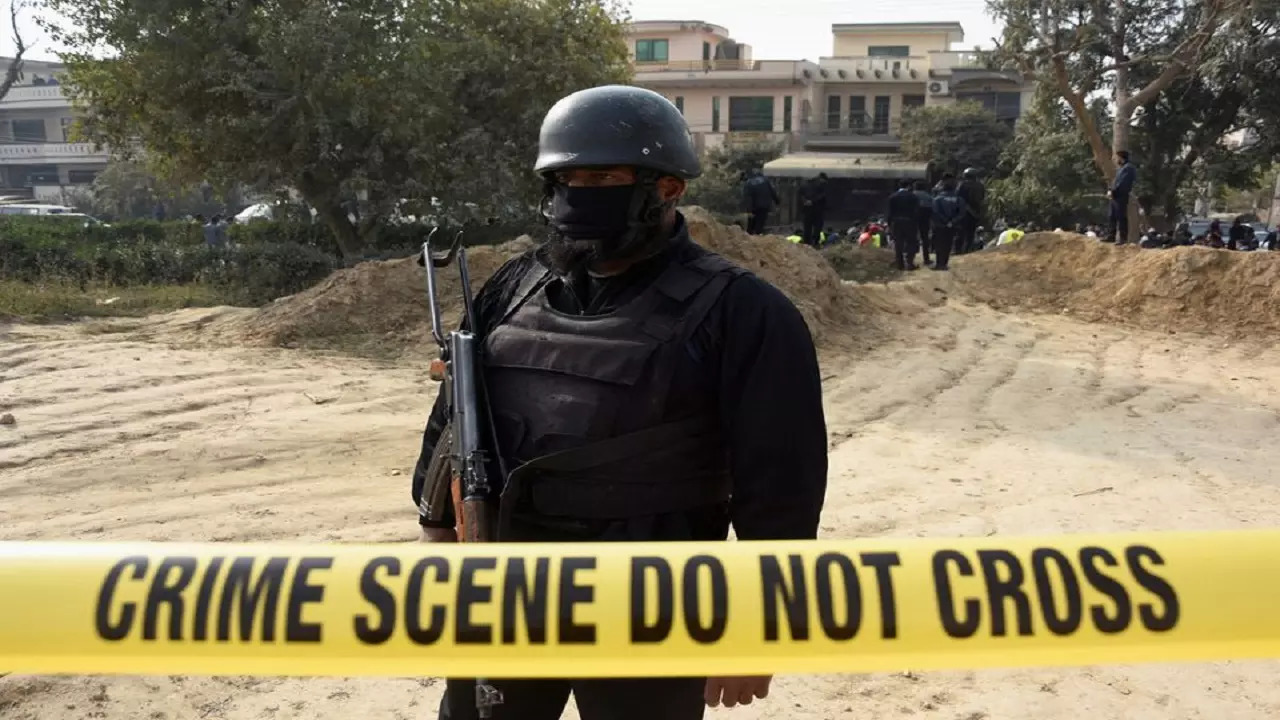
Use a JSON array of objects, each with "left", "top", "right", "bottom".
[
  {"left": 635, "top": 39, "right": 669, "bottom": 63},
  {"left": 955, "top": 91, "right": 1023, "bottom": 122},
  {"left": 729, "top": 97, "right": 773, "bottom": 132},
  {"left": 60, "top": 117, "right": 75, "bottom": 142},
  {"left": 703, "top": 41, "right": 712, "bottom": 61},
  {"left": 848, "top": 96, "right": 867, "bottom": 129},
  {"left": 712, "top": 96, "right": 720, "bottom": 132},
  {"left": 826, "top": 95, "right": 841, "bottom": 130},
  {"left": 868, "top": 46, "right": 911, "bottom": 57},
  {"left": 14, "top": 165, "right": 59, "bottom": 186},
  {"left": 10, "top": 118, "right": 47, "bottom": 143},
  {"left": 674, "top": 96, "right": 684, "bottom": 114},
  {"left": 902, "top": 95, "right": 926, "bottom": 113},
  {"left": 870, "top": 96, "right": 890, "bottom": 133},
  {"left": 68, "top": 170, "right": 99, "bottom": 184},
  {"left": 783, "top": 96, "right": 793, "bottom": 132}
]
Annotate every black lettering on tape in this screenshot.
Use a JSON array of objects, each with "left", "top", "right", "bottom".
[
  {"left": 933, "top": 550, "right": 980, "bottom": 638},
  {"left": 682, "top": 555, "right": 728, "bottom": 644},
  {"left": 192, "top": 557, "right": 225, "bottom": 642},
  {"left": 142, "top": 556, "right": 197, "bottom": 641},
  {"left": 814, "top": 553, "right": 861, "bottom": 641},
  {"left": 96, "top": 556, "right": 149, "bottom": 641},
  {"left": 1079, "top": 546, "right": 1132, "bottom": 633},
  {"left": 354, "top": 556, "right": 400, "bottom": 645},
  {"left": 1029, "top": 548, "right": 1083, "bottom": 635},
  {"left": 977, "top": 550, "right": 1034, "bottom": 637},
  {"left": 502, "top": 557, "right": 550, "bottom": 645},
  {"left": 630, "top": 557, "right": 674, "bottom": 644},
  {"left": 285, "top": 557, "right": 331, "bottom": 643},
  {"left": 860, "top": 552, "right": 902, "bottom": 639},
  {"left": 217, "top": 557, "right": 289, "bottom": 642},
  {"left": 407, "top": 556, "right": 450, "bottom": 645},
  {"left": 1125, "top": 545, "right": 1179, "bottom": 631},
  {"left": 760, "top": 554, "right": 809, "bottom": 642},
  {"left": 558, "top": 557, "right": 596, "bottom": 644},
  {"left": 456, "top": 557, "right": 496, "bottom": 644}
]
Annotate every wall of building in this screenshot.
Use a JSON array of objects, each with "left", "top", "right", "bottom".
[
  {"left": 656, "top": 86, "right": 819, "bottom": 135},
  {"left": 831, "top": 31, "right": 949, "bottom": 57}
]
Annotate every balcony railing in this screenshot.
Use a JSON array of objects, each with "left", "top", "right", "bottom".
[
  {"left": 0, "top": 84, "right": 72, "bottom": 106},
  {"left": 928, "top": 51, "right": 992, "bottom": 71},
  {"left": 0, "top": 142, "right": 109, "bottom": 163},
  {"left": 634, "top": 59, "right": 755, "bottom": 72}
]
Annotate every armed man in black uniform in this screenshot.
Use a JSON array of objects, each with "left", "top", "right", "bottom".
[{"left": 410, "top": 85, "right": 829, "bottom": 720}]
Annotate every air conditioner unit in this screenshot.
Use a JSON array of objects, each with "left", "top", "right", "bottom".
[{"left": 928, "top": 80, "right": 950, "bottom": 96}]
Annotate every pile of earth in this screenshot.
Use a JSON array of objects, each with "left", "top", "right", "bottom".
[
  {"left": 952, "top": 232, "right": 1280, "bottom": 336},
  {"left": 229, "top": 207, "right": 892, "bottom": 356}
]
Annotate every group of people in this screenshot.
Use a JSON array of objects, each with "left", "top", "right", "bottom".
[
  {"left": 883, "top": 169, "right": 986, "bottom": 271},
  {"left": 1133, "top": 218, "right": 1278, "bottom": 250}
]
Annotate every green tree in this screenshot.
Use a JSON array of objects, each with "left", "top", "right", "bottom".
[
  {"left": 988, "top": 0, "right": 1252, "bottom": 192},
  {"left": 41, "top": 0, "right": 631, "bottom": 260},
  {"left": 899, "top": 103, "right": 1013, "bottom": 177},
  {"left": 682, "top": 141, "right": 785, "bottom": 218},
  {"left": 988, "top": 91, "right": 1109, "bottom": 228},
  {"left": 1128, "top": 4, "right": 1280, "bottom": 226}
]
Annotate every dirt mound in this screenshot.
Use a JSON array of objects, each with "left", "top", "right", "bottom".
[
  {"left": 235, "top": 237, "right": 536, "bottom": 356},
  {"left": 230, "top": 208, "right": 885, "bottom": 356},
  {"left": 820, "top": 243, "right": 902, "bottom": 284},
  {"left": 681, "top": 207, "right": 866, "bottom": 346},
  {"left": 953, "top": 232, "right": 1280, "bottom": 336}
]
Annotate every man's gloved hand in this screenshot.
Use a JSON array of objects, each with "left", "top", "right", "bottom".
[
  {"left": 419, "top": 526, "right": 458, "bottom": 543},
  {"left": 704, "top": 676, "right": 772, "bottom": 708}
]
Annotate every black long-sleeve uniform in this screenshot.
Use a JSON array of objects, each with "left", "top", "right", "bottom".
[{"left": 410, "top": 213, "right": 827, "bottom": 543}]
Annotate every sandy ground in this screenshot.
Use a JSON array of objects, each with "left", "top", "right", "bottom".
[{"left": 4, "top": 291, "right": 1280, "bottom": 720}]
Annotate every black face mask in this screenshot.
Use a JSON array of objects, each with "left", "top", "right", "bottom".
[{"left": 542, "top": 183, "right": 667, "bottom": 274}]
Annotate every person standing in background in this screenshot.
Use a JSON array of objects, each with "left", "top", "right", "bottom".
[
  {"left": 1107, "top": 150, "right": 1137, "bottom": 244},
  {"left": 887, "top": 180, "right": 920, "bottom": 271},
  {"left": 798, "top": 173, "right": 829, "bottom": 248},
  {"left": 930, "top": 178, "right": 966, "bottom": 271},
  {"left": 956, "top": 168, "right": 986, "bottom": 256},
  {"left": 913, "top": 180, "right": 934, "bottom": 267},
  {"left": 741, "top": 168, "right": 780, "bottom": 235}
]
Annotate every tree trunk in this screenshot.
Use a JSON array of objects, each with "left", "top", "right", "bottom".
[{"left": 296, "top": 174, "right": 363, "bottom": 261}]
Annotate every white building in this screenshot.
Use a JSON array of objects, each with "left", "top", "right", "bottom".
[{"left": 0, "top": 57, "right": 111, "bottom": 201}]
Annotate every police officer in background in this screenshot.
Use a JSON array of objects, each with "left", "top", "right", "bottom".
[
  {"left": 913, "top": 180, "right": 934, "bottom": 267},
  {"left": 411, "top": 85, "right": 829, "bottom": 720},
  {"left": 887, "top": 179, "right": 920, "bottom": 271},
  {"left": 956, "top": 167, "right": 986, "bottom": 255}
]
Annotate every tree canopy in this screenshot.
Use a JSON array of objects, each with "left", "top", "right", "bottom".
[
  {"left": 899, "top": 102, "right": 1013, "bottom": 178},
  {"left": 41, "top": 0, "right": 632, "bottom": 259},
  {"left": 988, "top": 0, "right": 1254, "bottom": 187}
]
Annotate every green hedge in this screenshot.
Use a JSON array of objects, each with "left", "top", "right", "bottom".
[{"left": 0, "top": 216, "right": 540, "bottom": 305}]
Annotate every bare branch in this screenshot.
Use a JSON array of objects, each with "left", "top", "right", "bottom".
[{"left": 0, "top": 0, "right": 27, "bottom": 101}]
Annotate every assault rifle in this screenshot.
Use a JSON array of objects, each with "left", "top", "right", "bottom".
[{"left": 418, "top": 226, "right": 504, "bottom": 718}]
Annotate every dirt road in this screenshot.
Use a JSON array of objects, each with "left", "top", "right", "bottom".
[{"left": 3, "top": 296, "right": 1280, "bottom": 719}]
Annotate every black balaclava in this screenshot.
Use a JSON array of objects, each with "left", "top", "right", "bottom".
[{"left": 541, "top": 169, "right": 675, "bottom": 276}]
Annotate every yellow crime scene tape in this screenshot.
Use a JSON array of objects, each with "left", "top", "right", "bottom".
[{"left": 1, "top": 530, "right": 1278, "bottom": 678}]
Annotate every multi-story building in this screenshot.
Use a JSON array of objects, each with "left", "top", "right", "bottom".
[
  {"left": 0, "top": 57, "right": 110, "bottom": 202},
  {"left": 628, "top": 20, "right": 822, "bottom": 154},
  {"left": 626, "top": 20, "right": 1034, "bottom": 223}
]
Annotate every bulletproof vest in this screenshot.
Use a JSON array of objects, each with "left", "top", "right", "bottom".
[{"left": 483, "top": 249, "right": 743, "bottom": 528}]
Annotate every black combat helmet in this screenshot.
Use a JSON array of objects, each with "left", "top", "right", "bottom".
[
  {"left": 535, "top": 85, "right": 701, "bottom": 180},
  {"left": 962, "top": 167, "right": 980, "bottom": 179}
]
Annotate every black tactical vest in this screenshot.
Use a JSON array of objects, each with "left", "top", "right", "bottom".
[{"left": 484, "top": 249, "right": 743, "bottom": 530}]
